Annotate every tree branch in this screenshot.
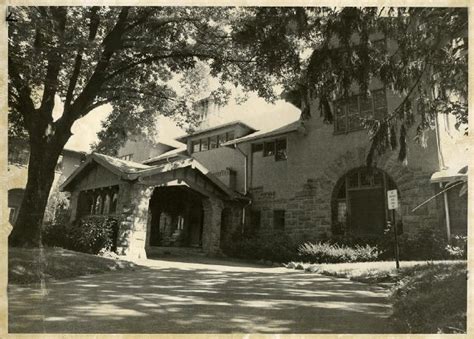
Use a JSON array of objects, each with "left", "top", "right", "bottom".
[{"left": 39, "top": 7, "right": 67, "bottom": 117}]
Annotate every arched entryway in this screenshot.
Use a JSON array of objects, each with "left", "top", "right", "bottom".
[
  {"left": 331, "top": 167, "right": 399, "bottom": 237},
  {"left": 148, "top": 186, "right": 204, "bottom": 248}
]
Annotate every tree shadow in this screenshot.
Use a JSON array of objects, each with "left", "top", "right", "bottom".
[{"left": 9, "top": 262, "right": 394, "bottom": 334}]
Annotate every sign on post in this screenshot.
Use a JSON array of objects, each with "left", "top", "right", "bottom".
[{"left": 387, "top": 189, "right": 398, "bottom": 210}]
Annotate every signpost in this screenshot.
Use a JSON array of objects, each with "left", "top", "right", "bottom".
[{"left": 387, "top": 189, "right": 400, "bottom": 269}]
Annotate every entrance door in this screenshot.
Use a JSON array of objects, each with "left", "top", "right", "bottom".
[{"left": 349, "top": 188, "right": 386, "bottom": 236}]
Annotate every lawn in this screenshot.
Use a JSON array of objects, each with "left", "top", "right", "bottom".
[
  {"left": 8, "top": 247, "right": 140, "bottom": 284},
  {"left": 292, "top": 260, "right": 467, "bottom": 333}
]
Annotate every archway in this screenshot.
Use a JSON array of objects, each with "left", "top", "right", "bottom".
[
  {"left": 148, "top": 186, "right": 204, "bottom": 248},
  {"left": 331, "top": 167, "right": 399, "bottom": 237}
]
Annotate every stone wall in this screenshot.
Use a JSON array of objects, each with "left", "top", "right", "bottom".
[
  {"left": 249, "top": 145, "right": 443, "bottom": 242},
  {"left": 116, "top": 183, "right": 153, "bottom": 259}
]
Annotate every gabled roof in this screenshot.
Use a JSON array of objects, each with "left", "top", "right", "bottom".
[
  {"left": 222, "top": 120, "right": 304, "bottom": 145},
  {"left": 60, "top": 152, "right": 242, "bottom": 200},
  {"left": 143, "top": 146, "right": 188, "bottom": 164},
  {"left": 135, "top": 158, "right": 239, "bottom": 199},
  {"left": 60, "top": 153, "right": 151, "bottom": 191},
  {"left": 176, "top": 120, "right": 257, "bottom": 143}
]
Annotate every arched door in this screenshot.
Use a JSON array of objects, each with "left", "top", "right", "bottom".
[{"left": 332, "top": 167, "right": 398, "bottom": 237}]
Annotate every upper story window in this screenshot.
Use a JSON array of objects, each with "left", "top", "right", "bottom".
[
  {"left": 191, "top": 131, "right": 236, "bottom": 153},
  {"left": 254, "top": 138, "right": 287, "bottom": 161},
  {"left": 119, "top": 154, "right": 133, "bottom": 161},
  {"left": 334, "top": 89, "right": 387, "bottom": 134}
]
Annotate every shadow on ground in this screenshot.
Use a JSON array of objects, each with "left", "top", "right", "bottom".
[{"left": 8, "top": 258, "right": 393, "bottom": 334}]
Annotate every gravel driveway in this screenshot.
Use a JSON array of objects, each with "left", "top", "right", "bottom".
[{"left": 8, "top": 256, "right": 392, "bottom": 333}]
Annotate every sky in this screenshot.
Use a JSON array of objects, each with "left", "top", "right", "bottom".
[{"left": 58, "top": 92, "right": 301, "bottom": 153}]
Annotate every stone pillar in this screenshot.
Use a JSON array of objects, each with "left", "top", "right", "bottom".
[
  {"left": 201, "top": 197, "right": 224, "bottom": 256},
  {"left": 69, "top": 190, "right": 80, "bottom": 222},
  {"left": 116, "top": 183, "right": 153, "bottom": 260}
]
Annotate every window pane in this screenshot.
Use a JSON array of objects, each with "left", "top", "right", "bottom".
[
  {"left": 348, "top": 172, "right": 359, "bottom": 188},
  {"left": 192, "top": 140, "right": 200, "bottom": 153},
  {"left": 360, "top": 95, "right": 373, "bottom": 117},
  {"left": 273, "top": 210, "right": 285, "bottom": 230},
  {"left": 201, "top": 138, "right": 209, "bottom": 151},
  {"left": 227, "top": 131, "right": 235, "bottom": 141},
  {"left": 360, "top": 171, "right": 371, "bottom": 186},
  {"left": 347, "top": 96, "right": 359, "bottom": 116},
  {"left": 334, "top": 100, "right": 345, "bottom": 117},
  {"left": 263, "top": 142, "right": 275, "bottom": 157},
  {"left": 220, "top": 133, "right": 228, "bottom": 143},
  {"left": 275, "top": 139, "right": 287, "bottom": 161},
  {"left": 252, "top": 143, "right": 263, "bottom": 153},
  {"left": 373, "top": 90, "right": 387, "bottom": 109},
  {"left": 373, "top": 171, "right": 383, "bottom": 186},
  {"left": 348, "top": 115, "right": 362, "bottom": 130},
  {"left": 335, "top": 117, "right": 346, "bottom": 133},
  {"left": 210, "top": 136, "right": 218, "bottom": 149}
]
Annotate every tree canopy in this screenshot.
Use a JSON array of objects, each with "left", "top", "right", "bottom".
[{"left": 7, "top": 6, "right": 468, "bottom": 246}]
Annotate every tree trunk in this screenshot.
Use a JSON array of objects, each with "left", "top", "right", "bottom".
[{"left": 9, "top": 131, "right": 67, "bottom": 247}]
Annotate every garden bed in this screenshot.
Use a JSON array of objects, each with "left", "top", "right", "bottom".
[{"left": 8, "top": 247, "right": 139, "bottom": 284}]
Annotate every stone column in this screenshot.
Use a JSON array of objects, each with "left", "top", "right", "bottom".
[
  {"left": 69, "top": 190, "right": 80, "bottom": 222},
  {"left": 202, "top": 197, "right": 224, "bottom": 256},
  {"left": 116, "top": 183, "right": 153, "bottom": 259}
]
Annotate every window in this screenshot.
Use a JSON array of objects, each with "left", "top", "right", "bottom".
[
  {"left": 251, "top": 143, "right": 263, "bottom": 153},
  {"left": 103, "top": 194, "right": 111, "bottom": 214},
  {"left": 110, "top": 193, "right": 118, "bottom": 213},
  {"left": 201, "top": 138, "right": 209, "bottom": 151},
  {"left": 263, "top": 141, "right": 275, "bottom": 157},
  {"left": 227, "top": 131, "right": 235, "bottom": 141},
  {"left": 220, "top": 133, "right": 228, "bottom": 144},
  {"left": 192, "top": 140, "right": 200, "bottom": 153},
  {"left": 119, "top": 154, "right": 133, "bottom": 161},
  {"left": 273, "top": 210, "right": 285, "bottom": 230},
  {"left": 334, "top": 89, "right": 387, "bottom": 133},
  {"left": 275, "top": 139, "right": 287, "bottom": 161},
  {"left": 94, "top": 195, "right": 103, "bottom": 214},
  {"left": 209, "top": 136, "right": 218, "bottom": 149}
]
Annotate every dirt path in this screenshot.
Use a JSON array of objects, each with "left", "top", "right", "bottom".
[{"left": 8, "top": 257, "right": 393, "bottom": 333}]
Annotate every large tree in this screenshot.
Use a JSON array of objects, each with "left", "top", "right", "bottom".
[{"left": 7, "top": 6, "right": 277, "bottom": 246}]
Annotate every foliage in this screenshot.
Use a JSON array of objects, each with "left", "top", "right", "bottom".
[
  {"left": 298, "top": 241, "right": 379, "bottom": 263},
  {"left": 43, "top": 216, "right": 118, "bottom": 254},
  {"left": 233, "top": 7, "right": 468, "bottom": 165},
  {"left": 222, "top": 231, "right": 298, "bottom": 263},
  {"left": 391, "top": 262, "right": 467, "bottom": 333},
  {"left": 70, "top": 216, "right": 118, "bottom": 254}
]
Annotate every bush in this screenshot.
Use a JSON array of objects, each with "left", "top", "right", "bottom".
[
  {"left": 222, "top": 231, "right": 298, "bottom": 263},
  {"left": 298, "top": 241, "right": 379, "bottom": 263},
  {"left": 70, "top": 216, "right": 118, "bottom": 254},
  {"left": 42, "top": 216, "right": 118, "bottom": 255},
  {"left": 391, "top": 262, "right": 467, "bottom": 333},
  {"left": 42, "top": 222, "right": 74, "bottom": 249}
]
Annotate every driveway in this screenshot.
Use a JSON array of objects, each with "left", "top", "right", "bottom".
[{"left": 8, "top": 256, "right": 393, "bottom": 333}]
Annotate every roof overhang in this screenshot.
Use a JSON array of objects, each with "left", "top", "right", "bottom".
[
  {"left": 222, "top": 120, "right": 305, "bottom": 146},
  {"left": 430, "top": 165, "right": 468, "bottom": 183},
  {"left": 176, "top": 121, "right": 257, "bottom": 143}
]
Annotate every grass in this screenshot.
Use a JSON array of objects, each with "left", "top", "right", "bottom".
[
  {"left": 298, "top": 260, "right": 465, "bottom": 284},
  {"left": 8, "top": 246, "right": 140, "bottom": 284},
  {"left": 295, "top": 260, "right": 467, "bottom": 333}
]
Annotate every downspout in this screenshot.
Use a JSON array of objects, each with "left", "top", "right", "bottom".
[
  {"left": 234, "top": 143, "right": 250, "bottom": 232},
  {"left": 434, "top": 113, "right": 451, "bottom": 241}
]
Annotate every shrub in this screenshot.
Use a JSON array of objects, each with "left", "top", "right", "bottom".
[
  {"left": 391, "top": 262, "right": 467, "bottom": 333},
  {"left": 297, "top": 241, "right": 379, "bottom": 263},
  {"left": 69, "top": 216, "right": 118, "bottom": 254},
  {"left": 42, "top": 222, "right": 74, "bottom": 249},
  {"left": 43, "top": 216, "right": 119, "bottom": 254},
  {"left": 222, "top": 231, "right": 298, "bottom": 263}
]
